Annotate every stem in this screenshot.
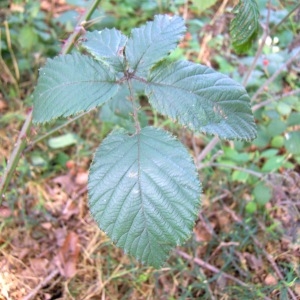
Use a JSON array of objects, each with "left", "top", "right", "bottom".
[
  {"left": 252, "top": 88, "right": 300, "bottom": 111},
  {"left": 25, "top": 110, "right": 92, "bottom": 152},
  {"left": 0, "top": 0, "right": 102, "bottom": 199},
  {"left": 196, "top": 136, "right": 219, "bottom": 165},
  {"left": 127, "top": 78, "right": 141, "bottom": 133},
  {"left": 60, "top": 0, "right": 101, "bottom": 54},
  {"left": 0, "top": 109, "right": 32, "bottom": 196},
  {"left": 176, "top": 250, "right": 253, "bottom": 289}
]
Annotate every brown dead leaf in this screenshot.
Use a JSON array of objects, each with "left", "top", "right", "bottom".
[
  {"left": 10, "top": 3, "right": 24, "bottom": 12},
  {"left": 52, "top": 173, "right": 75, "bottom": 195},
  {"left": 0, "top": 206, "right": 12, "bottom": 218},
  {"left": 41, "top": 222, "right": 52, "bottom": 230},
  {"left": 295, "top": 282, "right": 300, "bottom": 296},
  {"left": 75, "top": 171, "right": 88, "bottom": 185},
  {"left": 57, "top": 231, "right": 80, "bottom": 278},
  {"left": 30, "top": 258, "right": 49, "bottom": 276},
  {"left": 62, "top": 199, "right": 79, "bottom": 220},
  {"left": 194, "top": 224, "right": 212, "bottom": 243},
  {"left": 55, "top": 228, "right": 67, "bottom": 247},
  {"left": 0, "top": 99, "right": 8, "bottom": 111},
  {"left": 216, "top": 211, "right": 231, "bottom": 233},
  {"left": 264, "top": 273, "right": 278, "bottom": 286},
  {"left": 243, "top": 252, "right": 263, "bottom": 272}
]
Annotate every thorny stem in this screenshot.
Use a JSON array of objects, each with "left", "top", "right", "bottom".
[
  {"left": 126, "top": 74, "right": 141, "bottom": 134},
  {"left": 0, "top": 0, "right": 102, "bottom": 199}
]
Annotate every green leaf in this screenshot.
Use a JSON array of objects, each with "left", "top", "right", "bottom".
[
  {"left": 245, "top": 201, "right": 257, "bottom": 214},
  {"left": 48, "top": 133, "right": 78, "bottom": 149},
  {"left": 33, "top": 53, "right": 119, "bottom": 124},
  {"left": 230, "top": 0, "right": 260, "bottom": 53},
  {"left": 19, "top": 25, "right": 38, "bottom": 51},
  {"left": 253, "top": 183, "right": 272, "bottom": 205},
  {"left": 125, "top": 15, "right": 186, "bottom": 76},
  {"left": 88, "top": 126, "right": 201, "bottom": 268},
  {"left": 146, "top": 60, "right": 257, "bottom": 140},
  {"left": 191, "top": 0, "right": 218, "bottom": 14},
  {"left": 262, "top": 156, "right": 285, "bottom": 172},
  {"left": 285, "top": 131, "right": 300, "bottom": 155},
  {"left": 80, "top": 29, "right": 127, "bottom": 72}
]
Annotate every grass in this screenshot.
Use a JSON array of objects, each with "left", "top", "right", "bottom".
[{"left": 1, "top": 0, "right": 300, "bottom": 299}]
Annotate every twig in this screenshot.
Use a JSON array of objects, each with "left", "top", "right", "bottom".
[
  {"left": 25, "top": 110, "right": 93, "bottom": 152},
  {"left": 198, "top": 212, "right": 249, "bottom": 278},
  {"left": 270, "top": 3, "right": 300, "bottom": 36},
  {"left": 176, "top": 250, "right": 253, "bottom": 289},
  {"left": 251, "top": 49, "right": 300, "bottom": 103},
  {"left": 0, "top": 0, "right": 102, "bottom": 198},
  {"left": 0, "top": 109, "right": 32, "bottom": 198},
  {"left": 127, "top": 77, "right": 141, "bottom": 133},
  {"left": 223, "top": 206, "right": 299, "bottom": 300},
  {"left": 252, "top": 88, "right": 300, "bottom": 111},
  {"left": 197, "top": 136, "right": 219, "bottom": 164},
  {"left": 23, "top": 269, "right": 59, "bottom": 300}
]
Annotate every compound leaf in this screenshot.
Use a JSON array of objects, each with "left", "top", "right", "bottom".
[
  {"left": 230, "top": 0, "right": 260, "bottom": 53},
  {"left": 80, "top": 28, "right": 127, "bottom": 72},
  {"left": 33, "top": 53, "right": 119, "bottom": 124},
  {"left": 125, "top": 14, "right": 185, "bottom": 76},
  {"left": 88, "top": 126, "right": 201, "bottom": 268},
  {"left": 146, "top": 60, "right": 257, "bottom": 141}
]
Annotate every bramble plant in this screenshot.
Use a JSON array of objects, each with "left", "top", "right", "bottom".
[{"left": 32, "top": 15, "right": 257, "bottom": 268}]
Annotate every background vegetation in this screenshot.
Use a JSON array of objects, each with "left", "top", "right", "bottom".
[{"left": 0, "top": 0, "right": 300, "bottom": 299}]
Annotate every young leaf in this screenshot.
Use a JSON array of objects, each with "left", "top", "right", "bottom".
[
  {"left": 230, "top": 0, "right": 260, "bottom": 53},
  {"left": 80, "top": 28, "right": 127, "bottom": 72},
  {"left": 145, "top": 60, "right": 257, "bottom": 141},
  {"left": 33, "top": 53, "right": 119, "bottom": 124},
  {"left": 125, "top": 14, "right": 186, "bottom": 76},
  {"left": 88, "top": 126, "right": 201, "bottom": 268}
]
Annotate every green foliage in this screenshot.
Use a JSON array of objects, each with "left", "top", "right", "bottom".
[
  {"left": 33, "top": 54, "right": 119, "bottom": 123},
  {"left": 32, "top": 15, "right": 256, "bottom": 267},
  {"left": 89, "top": 127, "right": 201, "bottom": 268},
  {"left": 80, "top": 29, "right": 127, "bottom": 72},
  {"left": 253, "top": 182, "right": 272, "bottom": 205},
  {"left": 191, "top": 0, "right": 218, "bottom": 14},
  {"left": 230, "top": 0, "right": 260, "bottom": 53},
  {"left": 146, "top": 60, "right": 256, "bottom": 140},
  {"left": 125, "top": 15, "right": 186, "bottom": 76}
]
